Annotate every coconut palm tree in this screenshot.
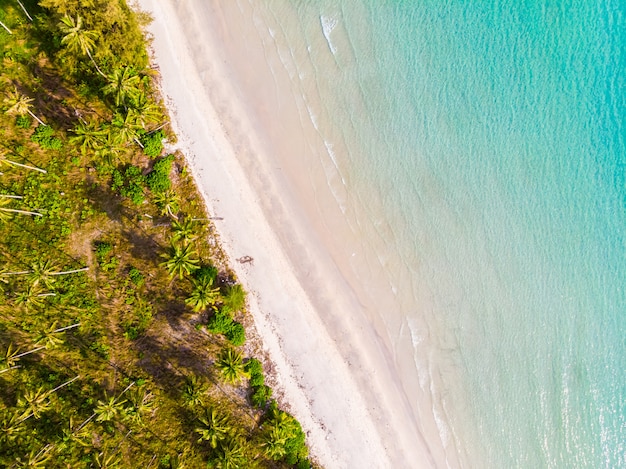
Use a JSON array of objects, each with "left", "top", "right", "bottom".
[
  {"left": 181, "top": 375, "right": 207, "bottom": 407},
  {"left": 102, "top": 67, "right": 141, "bottom": 108},
  {"left": 69, "top": 120, "right": 105, "bottom": 154},
  {"left": 154, "top": 190, "right": 179, "bottom": 219},
  {"left": 215, "top": 348, "right": 247, "bottom": 385},
  {"left": 58, "top": 14, "right": 106, "bottom": 78},
  {"left": 17, "top": 387, "right": 51, "bottom": 420},
  {"left": 124, "top": 387, "right": 155, "bottom": 425},
  {"left": 160, "top": 242, "right": 200, "bottom": 279},
  {"left": 185, "top": 277, "right": 220, "bottom": 312},
  {"left": 260, "top": 426, "right": 288, "bottom": 460},
  {"left": 171, "top": 217, "right": 197, "bottom": 244},
  {"left": 211, "top": 437, "right": 248, "bottom": 469},
  {"left": 94, "top": 396, "right": 127, "bottom": 423},
  {"left": 195, "top": 407, "right": 231, "bottom": 449},
  {"left": 4, "top": 88, "right": 45, "bottom": 125},
  {"left": 110, "top": 111, "right": 143, "bottom": 147},
  {"left": 129, "top": 93, "right": 163, "bottom": 127}
]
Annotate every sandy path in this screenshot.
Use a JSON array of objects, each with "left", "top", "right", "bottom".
[{"left": 135, "top": 1, "right": 442, "bottom": 467}]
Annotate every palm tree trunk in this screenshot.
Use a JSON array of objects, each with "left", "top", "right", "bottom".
[
  {"left": 0, "top": 20, "right": 12, "bottom": 34},
  {"left": 16, "top": 0, "right": 33, "bottom": 21},
  {"left": 2, "top": 158, "right": 47, "bottom": 173},
  {"left": 52, "top": 322, "right": 81, "bottom": 333},
  {"left": 49, "top": 267, "right": 89, "bottom": 276},
  {"left": 27, "top": 109, "right": 45, "bottom": 126},
  {"left": 14, "top": 346, "right": 46, "bottom": 359},
  {"left": 0, "top": 207, "right": 43, "bottom": 216},
  {"left": 0, "top": 194, "right": 23, "bottom": 199},
  {"left": 86, "top": 49, "right": 107, "bottom": 79}
]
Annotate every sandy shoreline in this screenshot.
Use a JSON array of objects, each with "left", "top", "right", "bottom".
[{"left": 135, "top": 1, "right": 445, "bottom": 467}]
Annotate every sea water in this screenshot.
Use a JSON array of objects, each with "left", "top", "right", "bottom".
[{"left": 243, "top": 1, "right": 625, "bottom": 467}]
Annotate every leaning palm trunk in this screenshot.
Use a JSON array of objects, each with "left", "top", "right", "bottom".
[
  {"left": 49, "top": 267, "right": 89, "bottom": 276},
  {"left": 27, "top": 109, "right": 45, "bottom": 126},
  {"left": 0, "top": 207, "right": 43, "bottom": 217},
  {"left": 17, "top": 0, "right": 33, "bottom": 21},
  {"left": 0, "top": 20, "right": 12, "bottom": 34},
  {"left": 1, "top": 158, "right": 47, "bottom": 173},
  {"left": 86, "top": 49, "right": 106, "bottom": 79}
]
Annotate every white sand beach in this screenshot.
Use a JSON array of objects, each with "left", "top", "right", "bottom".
[{"left": 136, "top": 1, "right": 447, "bottom": 467}]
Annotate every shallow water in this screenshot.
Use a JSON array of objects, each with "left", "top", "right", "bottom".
[{"left": 235, "top": 1, "right": 625, "bottom": 467}]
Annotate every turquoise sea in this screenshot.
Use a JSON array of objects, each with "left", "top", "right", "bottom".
[{"left": 244, "top": 1, "right": 625, "bottom": 467}]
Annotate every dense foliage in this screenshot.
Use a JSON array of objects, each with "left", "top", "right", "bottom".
[{"left": 0, "top": 1, "right": 313, "bottom": 467}]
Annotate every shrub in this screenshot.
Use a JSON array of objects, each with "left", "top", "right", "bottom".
[
  {"left": 31, "top": 125, "right": 62, "bottom": 150},
  {"left": 206, "top": 310, "right": 233, "bottom": 335},
  {"left": 16, "top": 115, "right": 32, "bottom": 128},
  {"left": 244, "top": 358, "right": 263, "bottom": 383},
  {"left": 222, "top": 284, "right": 246, "bottom": 311},
  {"left": 195, "top": 265, "right": 218, "bottom": 284},
  {"left": 111, "top": 165, "right": 146, "bottom": 205},
  {"left": 251, "top": 384, "right": 272, "bottom": 408},
  {"left": 94, "top": 241, "right": 118, "bottom": 271},
  {"left": 146, "top": 154, "right": 174, "bottom": 193},
  {"left": 128, "top": 267, "right": 144, "bottom": 286},
  {"left": 141, "top": 129, "right": 165, "bottom": 157},
  {"left": 225, "top": 321, "right": 245, "bottom": 346}
]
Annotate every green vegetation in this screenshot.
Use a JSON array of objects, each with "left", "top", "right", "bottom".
[{"left": 0, "top": 1, "right": 314, "bottom": 468}]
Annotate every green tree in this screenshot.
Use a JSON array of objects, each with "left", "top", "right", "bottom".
[
  {"left": 210, "top": 437, "right": 248, "bottom": 469},
  {"left": 95, "top": 396, "right": 127, "bottom": 423},
  {"left": 171, "top": 217, "right": 198, "bottom": 244},
  {"left": 153, "top": 190, "right": 179, "bottom": 218},
  {"left": 69, "top": 120, "right": 105, "bottom": 154},
  {"left": 102, "top": 67, "right": 141, "bottom": 108},
  {"left": 185, "top": 277, "right": 220, "bottom": 312},
  {"left": 58, "top": 14, "right": 106, "bottom": 78},
  {"left": 181, "top": 375, "right": 207, "bottom": 407},
  {"left": 195, "top": 407, "right": 230, "bottom": 449},
  {"left": 215, "top": 348, "right": 247, "bottom": 385},
  {"left": 160, "top": 242, "right": 200, "bottom": 279},
  {"left": 4, "top": 89, "right": 45, "bottom": 125}
]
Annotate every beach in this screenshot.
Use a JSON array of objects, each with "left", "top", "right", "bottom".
[{"left": 135, "top": 0, "right": 447, "bottom": 467}]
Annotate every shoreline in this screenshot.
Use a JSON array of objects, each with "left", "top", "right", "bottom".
[{"left": 136, "top": 1, "right": 446, "bottom": 467}]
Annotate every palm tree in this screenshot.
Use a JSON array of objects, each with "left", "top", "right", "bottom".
[
  {"left": 215, "top": 348, "right": 247, "bottom": 385},
  {"left": 171, "top": 217, "right": 197, "bottom": 244},
  {"left": 185, "top": 277, "right": 220, "bottom": 312},
  {"left": 69, "top": 120, "right": 105, "bottom": 154},
  {"left": 195, "top": 407, "right": 231, "bottom": 449},
  {"left": 211, "top": 437, "right": 248, "bottom": 469},
  {"left": 124, "top": 387, "right": 155, "bottom": 425},
  {"left": 129, "top": 93, "right": 163, "bottom": 127},
  {"left": 33, "top": 321, "right": 80, "bottom": 349},
  {"left": 154, "top": 190, "right": 179, "bottom": 219},
  {"left": 182, "top": 375, "right": 207, "bottom": 407},
  {"left": 0, "top": 408, "right": 26, "bottom": 444},
  {"left": 102, "top": 67, "right": 141, "bottom": 108},
  {"left": 17, "top": 387, "right": 51, "bottom": 420},
  {"left": 14, "top": 284, "right": 51, "bottom": 309},
  {"left": 260, "top": 426, "right": 288, "bottom": 460},
  {"left": 160, "top": 242, "right": 200, "bottom": 279},
  {"left": 58, "top": 15, "right": 106, "bottom": 78},
  {"left": 94, "top": 396, "right": 127, "bottom": 423},
  {"left": 4, "top": 89, "right": 45, "bottom": 125},
  {"left": 14, "top": 447, "right": 52, "bottom": 468},
  {"left": 110, "top": 111, "right": 143, "bottom": 146}
]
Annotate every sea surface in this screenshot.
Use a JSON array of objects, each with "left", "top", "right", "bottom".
[{"left": 239, "top": 1, "right": 625, "bottom": 467}]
